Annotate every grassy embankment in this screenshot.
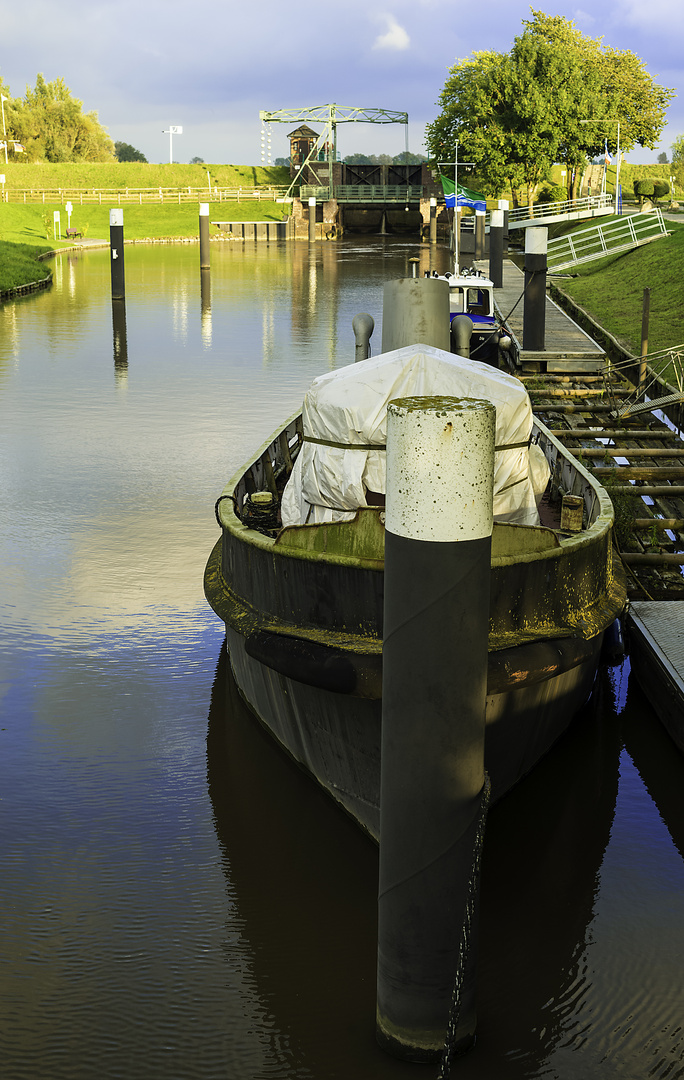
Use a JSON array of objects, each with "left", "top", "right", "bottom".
[
  {"left": 0, "top": 161, "right": 291, "bottom": 191},
  {"left": 0, "top": 163, "right": 292, "bottom": 294},
  {"left": 552, "top": 219, "right": 684, "bottom": 366}
]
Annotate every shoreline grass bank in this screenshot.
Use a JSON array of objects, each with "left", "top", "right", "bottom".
[{"left": 0, "top": 201, "right": 291, "bottom": 295}]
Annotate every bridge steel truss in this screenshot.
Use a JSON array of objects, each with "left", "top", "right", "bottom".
[{"left": 259, "top": 105, "right": 409, "bottom": 199}]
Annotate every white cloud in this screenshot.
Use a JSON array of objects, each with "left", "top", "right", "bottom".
[{"left": 372, "top": 13, "right": 411, "bottom": 51}]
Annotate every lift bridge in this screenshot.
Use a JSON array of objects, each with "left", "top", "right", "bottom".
[{"left": 259, "top": 105, "right": 416, "bottom": 202}]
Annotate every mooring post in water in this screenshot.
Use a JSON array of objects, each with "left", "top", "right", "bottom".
[
  {"left": 199, "top": 202, "right": 210, "bottom": 269},
  {"left": 523, "top": 226, "right": 547, "bottom": 351},
  {"left": 474, "top": 209, "right": 486, "bottom": 260},
  {"left": 489, "top": 209, "right": 504, "bottom": 289},
  {"left": 377, "top": 396, "right": 493, "bottom": 1063},
  {"left": 308, "top": 197, "right": 316, "bottom": 243},
  {"left": 381, "top": 277, "right": 450, "bottom": 353},
  {"left": 352, "top": 313, "right": 375, "bottom": 362},
  {"left": 499, "top": 199, "right": 509, "bottom": 251},
  {"left": 430, "top": 197, "right": 437, "bottom": 244},
  {"left": 109, "top": 209, "right": 125, "bottom": 300}
]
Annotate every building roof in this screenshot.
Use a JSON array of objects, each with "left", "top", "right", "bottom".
[{"left": 287, "top": 125, "right": 319, "bottom": 140}]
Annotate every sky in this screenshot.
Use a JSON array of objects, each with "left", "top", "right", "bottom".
[{"left": 1, "top": 0, "right": 682, "bottom": 166}]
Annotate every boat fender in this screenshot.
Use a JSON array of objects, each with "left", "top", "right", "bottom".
[{"left": 600, "top": 618, "right": 625, "bottom": 667}]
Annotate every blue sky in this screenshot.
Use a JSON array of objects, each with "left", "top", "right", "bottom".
[{"left": 1, "top": 0, "right": 681, "bottom": 165}]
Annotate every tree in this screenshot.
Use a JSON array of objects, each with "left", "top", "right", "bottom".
[
  {"left": 115, "top": 141, "right": 148, "bottom": 162},
  {"left": 190, "top": 156, "right": 204, "bottom": 164},
  {"left": 393, "top": 152, "right": 428, "bottom": 164},
  {"left": 672, "top": 135, "right": 684, "bottom": 166},
  {"left": 658, "top": 152, "right": 669, "bottom": 164},
  {"left": 426, "top": 11, "right": 674, "bottom": 207},
  {"left": 425, "top": 42, "right": 571, "bottom": 209},
  {"left": 7, "top": 74, "right": 114, "bottom": 162}
]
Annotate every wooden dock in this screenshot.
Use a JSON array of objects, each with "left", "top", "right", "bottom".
[
  {"left": 490, "top": 260, "right": 606, "bottom": 374},
  {"left": 476, "top": 258, "right": 684, "bottom": 749},
  {"left": 628, "top": 602, "right": 684, "bottom": 753}
]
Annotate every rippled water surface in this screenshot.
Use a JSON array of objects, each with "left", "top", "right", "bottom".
[{"left": 1, "top": 238, "right": 683, "bottom": 1079}]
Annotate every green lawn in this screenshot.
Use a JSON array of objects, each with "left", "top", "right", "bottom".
[
  {"left": 0, "top": 239, "right": 52, "bottom": 292},
  {"left": 556, "top": 219, "right": 684, "bottom": 358},
  {"left": 0, "top": 161, "right": 290, "bottom": 190}
]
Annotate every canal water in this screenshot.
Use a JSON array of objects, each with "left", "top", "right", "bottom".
[{"left": 1, "top": 237, "right": 683, "bottom": 1080}]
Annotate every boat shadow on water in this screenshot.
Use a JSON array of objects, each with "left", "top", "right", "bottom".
[{"left": 206, "top": 643, "right": 621, "bottom": 1079}]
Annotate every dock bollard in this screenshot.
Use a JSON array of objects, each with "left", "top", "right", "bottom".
[
  {"left": 377, "top": 396, "right": 494, "bottom": 1062},
  {"left": 352, "top": 313, "right": 375, "bottom": 362},
  {"left": 451, "top": 313, "right": 473, "bottom": 358},
  {"left": 523, "top": 226, "right": 547, "bottom": 351},
  {"left": 109, "top": 209, "right": 125, "bottom": 301},
  {"left": 199, "top": 203, "right": 210, "bottom": 269}
]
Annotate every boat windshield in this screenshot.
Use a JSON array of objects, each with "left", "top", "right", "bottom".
[{"left": 451, "top": 287, "right": 491, "bottom": 316}]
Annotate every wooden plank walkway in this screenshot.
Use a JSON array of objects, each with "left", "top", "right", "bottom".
[
  {"left": 487, "top": 260, "right": 605, "bottom": 374},
  {"left": 628, "top": 602, "right": 684, "bottom": 754}
]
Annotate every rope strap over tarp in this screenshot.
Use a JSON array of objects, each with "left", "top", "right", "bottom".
[{"left": 302, "top": 435, "right": 531, "bottom": 452}]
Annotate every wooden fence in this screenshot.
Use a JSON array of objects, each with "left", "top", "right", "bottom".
[{"left": 0, "top": 187, "right": 289, "bottom": 205}]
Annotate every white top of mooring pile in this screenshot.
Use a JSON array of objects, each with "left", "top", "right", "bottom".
[{"left": 385, "top": 397, "right": 495, "bottom": 542}]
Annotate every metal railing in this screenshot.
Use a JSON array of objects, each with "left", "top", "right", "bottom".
[
  {"left": 547, "top": 209, "right": 668, "bottom": 272},
  {"left": 300, "top": 184, "right": 423, "bottom": 203},
  {"left": 1, "top": 186, "right": 289, "bottom": 205},
  {"left": 508, "top": 193, "right": 614, "bottom": 224},
  {"left": 458, "top": 193, "right": 615, "bottom": 231}
]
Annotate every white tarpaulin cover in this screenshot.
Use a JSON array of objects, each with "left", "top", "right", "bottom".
[{"left": 281, "top": 344, "right": 550, "bottom": 528}]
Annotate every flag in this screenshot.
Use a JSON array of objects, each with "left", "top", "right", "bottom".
[
  {"left": 12, "top": 142, "right": 25, "bottom": 152},
  {"left": 440, "top": 175, "right": 486, "bottom": 212},
  {"left": 604, "top": 139, "right": 612, "bottom": 165},
  {"left": 440, "top": 174, "right": 456, "bottom": 207},
  {"left": 457, "top": 183, "right": 487, "bottom": 212}
]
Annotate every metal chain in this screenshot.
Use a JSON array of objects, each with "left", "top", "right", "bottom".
[{"left": 436, "top": 771, "right": 492, "bottom": 1079}]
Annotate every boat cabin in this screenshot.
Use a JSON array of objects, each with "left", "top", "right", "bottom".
[{"left": 430, "top": 268, "right": 496, "bottom": 327}]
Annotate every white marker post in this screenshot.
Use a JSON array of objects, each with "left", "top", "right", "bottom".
[
  {"left": 199, "top": 203, "right": 210, "bottom": 269},
  {"left": 523, "top": 226, "right": 548, "bottom": 351},
  {"left": 377, "top": 396, "right": 494, "bottom": 1061},
  {"left": 109, "top": 209, "right": 125, "bottom": 300}
]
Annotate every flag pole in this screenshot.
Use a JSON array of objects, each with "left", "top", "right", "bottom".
[{"left": 439, "top": 146, "right": 476, "bottom": 272}]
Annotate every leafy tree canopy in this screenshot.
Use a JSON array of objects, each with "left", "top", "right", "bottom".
[
  {"left": 425, "top": 10, "right": 674, "bottom": 207},
  {"left": 190, "top": 155, "right": 204, "bottom": 164},
  {"left": 115, "top": 141, "right": 148, "bottom": 163},
  {"left": 0, "top": 73, "right": 115, "bottom": 162},
  {"left": 672, "top": 135, "right": 684, "bottom": 166}
]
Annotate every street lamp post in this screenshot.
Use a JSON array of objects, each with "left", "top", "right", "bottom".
[
  {"left": 162, "top": 126, "right": 183, "bottom": 165},
  {"left": 580, "top": 119, "right": 621, "bottom": 214}
]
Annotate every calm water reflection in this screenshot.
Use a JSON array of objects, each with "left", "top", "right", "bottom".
[{"left": 1, "top": 239, "right": 683, "bottom": 1079}]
